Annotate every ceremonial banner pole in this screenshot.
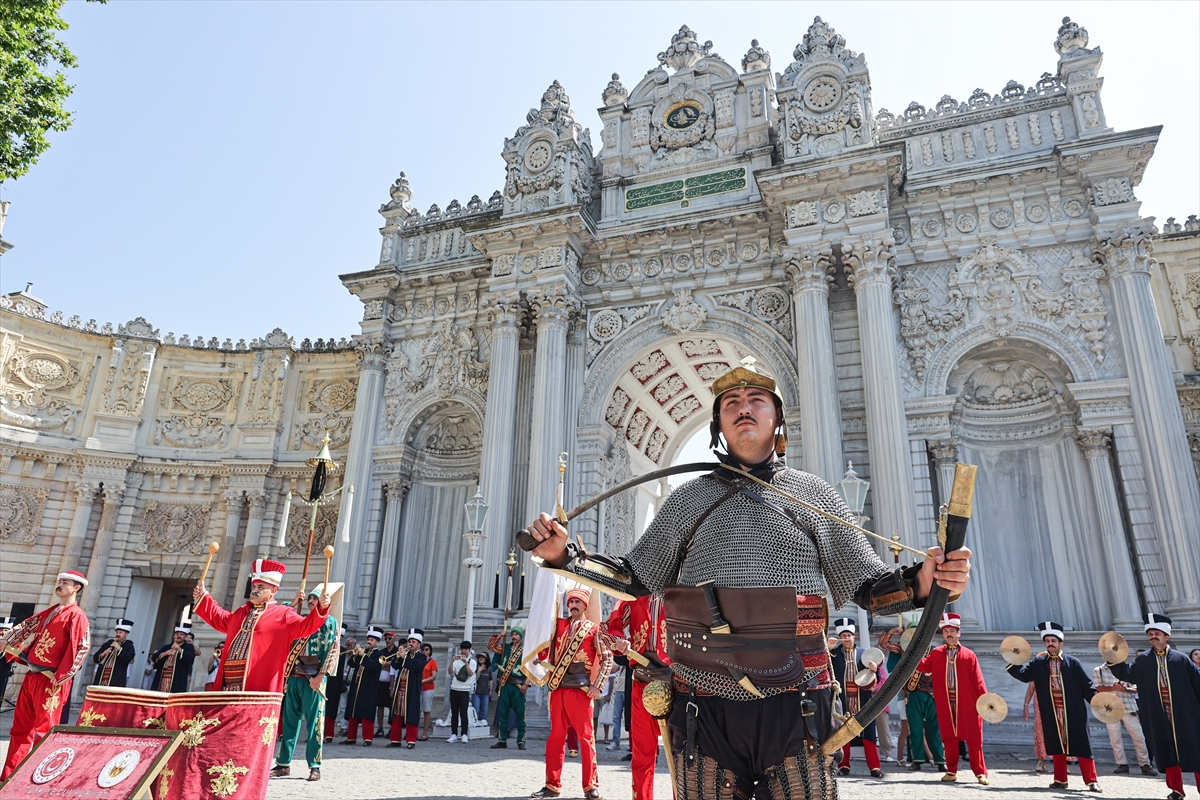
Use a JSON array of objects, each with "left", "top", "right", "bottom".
[{"left": 276, "top": 433, "right": 354, "bottom": 598}]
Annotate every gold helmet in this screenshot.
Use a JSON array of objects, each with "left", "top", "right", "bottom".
[{"left": 708, "top": 356, "right": 787, "bottom": 455}]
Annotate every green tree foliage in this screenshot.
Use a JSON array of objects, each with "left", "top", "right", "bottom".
[{"left": 0, "top": 0, "right": 79, "bottom": 181}]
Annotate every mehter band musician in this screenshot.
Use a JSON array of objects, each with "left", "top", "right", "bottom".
[
  {"left": 1006, "top": 620, "right": 1102, "bottom": 793},
  {"left": 386, "top": 628, "right": 428, "bottom": 748},
  {"left": 192, "top": 558, "right": 330, "bottom": 693},
  {"left": 828, "top": 618, "right": 882, "bottom": 778},
  {"left": 0, "top": 570, "right": 91, "bottom": 781},
  {"left": 525, "top": 357, "right": 972, "bottom": 800},
  {"left": 150, "top": 622, "right": 196, "bottom": 693},
  {"left": 91, "top": 618, "right": 137, "bottom": 687},
  {"left": 1107, "top": 613, "right": 1200, "bottom": 800},
  {"left": 916, "top": 612, "right": 990, "bottom": 785}
]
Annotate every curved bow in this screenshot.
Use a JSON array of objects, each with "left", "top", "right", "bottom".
[{"left": 820, "top": 463, "right": 977, "bottom": 755}]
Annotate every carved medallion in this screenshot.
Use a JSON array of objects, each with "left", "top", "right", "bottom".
[
  {"left": 581, "top": 266, "right": 602, "bottom": 286},
  {"left": 921, "top": 218, "right": 944, "bottom": 238},
  {"left": 990, "top": 208, "right": 1014, "bottom": 229},
  {"left": 955, "top": 213, "right": 978, "bottom": 234},
  {"left": 1025, "top": 203, "right": 1048, "bottom": 223},
  {"left": 1063, "top": 198, "right": 1087, "bottom": 218},
  {"left": 524, "top": 141, "right": 553, "bottom": 173},
  {"left": 665, "top": 101, "right": 703, "bottom": 130},
  {"left": 803, "top": 77, "right": 842, "bottom": 112},
  {"left": 642, "top": 258, "right": 663, "bottom": 277},
  {"left": 823, "top": 201, "right": 847, "bottom": 224},
  {"left": 589, "top": 310, "right": 623, "bottom": 343},
  {"left": 611, "top": 261, "right": 633, "bottom": 281}
]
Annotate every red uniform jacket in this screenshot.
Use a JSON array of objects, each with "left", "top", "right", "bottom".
[
  {"left": 194, "top": 593, "right": 328, "bottom": 693},
  {"left": 538, "top": 617, "right": 612, "bottom": 692},
  {"left": 605, "top": 596, "right": 670, "bottom": 665},
  {"left": 917, "top": 643, "right": 988, "bottom": 738},
  {"left": 2, "top": 604, "right": 90, "bottom": 686}
]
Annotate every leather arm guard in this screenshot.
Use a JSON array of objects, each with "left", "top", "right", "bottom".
[
  {"left": 551, "top": 542, "right": 652, "bottom": 600},
  {"left": 853, "top": 564, "right": 922, "bottom": 616}
]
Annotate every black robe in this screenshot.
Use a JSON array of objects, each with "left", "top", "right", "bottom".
[
  {"left": 389, "top": 650, "right": 427, "bottom": 727},
  {"left": 92, "top": 639, "right": 137, "bottom": 687},
  {"left": 150, "top": 642, "right": 196, "bottom": 693},
  {"left": 344, "top": 646, "right": 383, "bottom": 721},
  {"left": 829, "top": 645, "right": 878, "bottom": 744},
  {"left": 1007, "top": 652, "right": 1096, "bottom": 757},
  {"left": 325, "top": 650, "right": 348, "bottom": 719},
  {"left": 1110, "top": 647, "right": 1200, "bottom": 771},
  {"left": 377, "top": 644, "right": 399, "bottom": 707}
]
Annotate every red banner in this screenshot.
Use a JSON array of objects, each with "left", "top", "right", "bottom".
[
  {"left": 78, "top": 686, "right": 169, "bottom": 731},
  {"left": 0, "top": 726, "right": 180, "bottom": 800},
  {"left": 159, "top": 691, "right": 282, "bottom": 800}
]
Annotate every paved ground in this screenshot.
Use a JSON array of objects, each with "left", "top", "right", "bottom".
[{"left": 255, "top": 739, "right": 1168, "bottom": 800}]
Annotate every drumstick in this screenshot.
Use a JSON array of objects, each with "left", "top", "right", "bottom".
[
  {"left": 200, "top": 542, "right": 220, "bottom": 584},
  {"left": 322, "top": 546, "right": 334, "bottom": 595}
]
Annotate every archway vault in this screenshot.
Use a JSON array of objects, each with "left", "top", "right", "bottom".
[{"left": 581, "top": 316, "right": 796, "bottom": 472}]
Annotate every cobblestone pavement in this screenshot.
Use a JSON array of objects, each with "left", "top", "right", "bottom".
[{"left": 259, "top": 739, "right": 1168, "bottom": 800}]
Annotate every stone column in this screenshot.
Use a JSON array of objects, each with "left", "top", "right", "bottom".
[
  {"left": 1098, "top": 223, "right": 1200, "bottom": 623},
  {"left": 478, "top": 296, "right": 522, "bottom": 585},
  {"left": 231, "top": 492, "right": 268, "bottom": 602},
  {"left": 58, "top": 481, "right": 99, "bottom": 576},
  {"left": 370, "top": 481, "right": 409, "bottom": 627},
  {"left": 785, "top": 242, "right": 844, "bottom": 483},
  {"left": 81, "top": 484, "right": 127, "bottom": 618},
  {"left": 842, "top": 232, "right": 919, "bottom": 546},
  {"left": 332, "top": 335, "right": 388, "bottom": 625},
  {"left": 1075, "top": 427, "right": 1143, "bottom": 627},
  {"left": 211, "top": 491, "right": 243, "bottom": 606},
  {"left": 525, "top": 292, "right": 573, "bottom": 523}
]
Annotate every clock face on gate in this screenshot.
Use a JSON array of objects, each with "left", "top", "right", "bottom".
[{"left": 664, "top": 101, "right": 703, "bottom": 130}]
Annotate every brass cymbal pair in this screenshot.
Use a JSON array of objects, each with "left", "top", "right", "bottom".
[
  {"left": 1000, "top": 635, "right": 1032, "bottom": 666},
  {"left": 1098, "top": 631, "right": 1129, "bottom": 664}
]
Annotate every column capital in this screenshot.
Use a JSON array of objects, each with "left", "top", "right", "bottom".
[
  {"left": 101, "top": 484, "right": 125, "bottom": 506},
  {"left": 75, "top": 481, "right": 99, "bottom": 501},
  {"left": 784, "top": 242, "right": 835, "bottom": 295},
  {"left": 1094, "top": 221, "right": 1156, "bottom": 278},
  {"left": 927, "top": 436, "right": 961, "bottom": 467},
  {"left": 245, "top": 491, "right": 269, "bottom": 514},
  {"left": 485, "top": 290, "right": 524, "bottom": 329},
  {"left": 386, "top": 481, "right": 411, "bottom": 502},
  {"left": 1074, "top": 426, "right": 1113, "bottom": 459},
  {"left": 354, "top": 334, "right": 390, "bottom": 372},
  {"left": 842, "top": 231, "right": 896, "bottom": 290},
  {"left": 222, "top": 488, "right": 244, "bottom": 507},
  {"left": 528, "top": 288, "right": 579, "bottom": 328}
]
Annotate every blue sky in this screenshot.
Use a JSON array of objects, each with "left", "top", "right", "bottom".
[{"left": 2, "top": 1, "right": 1196, "bottom": 342}]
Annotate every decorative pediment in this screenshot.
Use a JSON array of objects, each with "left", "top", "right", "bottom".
[
  {"left": 776, "top": 17, "right": 875, "bottom": 161},
  {"left": 501, "top": 81, "right": 595, "bottom": 216}
]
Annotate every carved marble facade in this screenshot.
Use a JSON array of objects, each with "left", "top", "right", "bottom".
[{"left": 3, "top": 17, "right": 1199, "bottom": 662}]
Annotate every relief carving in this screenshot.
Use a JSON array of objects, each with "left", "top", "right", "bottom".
[
  {"left": 137, "top": 500, "right": 209, "bottom": 554},
  {"left": 2, "top": 347, "right": 85, "bottom": 433},
  {"left": 155, "top": 377, "right": 236, "bottom": 449},
  {"left": 100, "top": 338, "right": 156, "bottom": 417},
  {"left": 283, "top": 503, "right": 339, "bottom": 556},
  {"left": 0, "top": 484, "right": 49, "bottom": 544}
]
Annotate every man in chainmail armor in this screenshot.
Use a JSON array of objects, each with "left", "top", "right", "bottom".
[{"left": 526, "top": 357, "right": 972, "bottom": 800}]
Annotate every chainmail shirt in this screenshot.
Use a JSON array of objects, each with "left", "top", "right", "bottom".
[{"left": 624, "top": 464, "right": 911, "bottom": 700}]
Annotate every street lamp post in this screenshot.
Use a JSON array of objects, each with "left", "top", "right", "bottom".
[
  {"left": 835, "top": 461, "right": 873, "bottom": 648},
  {"left": 462, "top": 486, "right": 489, "bottom": 644}
]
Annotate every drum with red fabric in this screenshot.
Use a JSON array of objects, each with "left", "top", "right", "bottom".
[
  {"left": 77, "top": 685, "right": 169, "bottom": 730},
  {"left": 158, "top": 690, "right": 283, "bottom": 800}
]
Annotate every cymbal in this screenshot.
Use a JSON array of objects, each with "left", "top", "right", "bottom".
[
  {"left": 1098, "top": 632, "right": 1129, "bottom": 665},
  {"left": 899, "top": 628, "right": 916, "bottom": 652},
  {"left": 854, "top": 668, "right": 878, "bottom": 687},
  {"left": 976, "top": 692, "right": 1008, "bottom": 723},
  {"left": 1090, "top": 693, "right": 1124, "bottom": 724},
  {"left": 862, "top": 647, "right": 885, "bottom": 669},
  {"left": 1001, "top": 635, "right": 1032, "bottom": 666}
]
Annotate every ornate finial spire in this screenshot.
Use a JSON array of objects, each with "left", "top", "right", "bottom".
[
  {"left": 657, "top": 25, "right": 715, "bottom": 72},
  {"left": 741, "top": 39, "right": 771, "bottom": 72},
  {"left": 794, "top": 16, "right": 849, "bottom": 63},
  {"left": 601, "top": 73, "right": 628, "bottom": 106},
  {"left": 388, "top": 172, "right": 412, "bottom": 205},
  {"left": 1054, "top": 16, "right": 1089, "bottom": 55}
]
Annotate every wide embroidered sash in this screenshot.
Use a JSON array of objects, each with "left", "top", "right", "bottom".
[
  {"left": 498, "top": 645, "right": 523, "bottom": 688},
  {"left": 546, "top": 621, "right": 593, "bottom": 692}
]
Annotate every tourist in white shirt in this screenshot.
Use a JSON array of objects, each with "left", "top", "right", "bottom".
[{"left": 447, "top": 640, "right": 476, "bottom": 742}]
